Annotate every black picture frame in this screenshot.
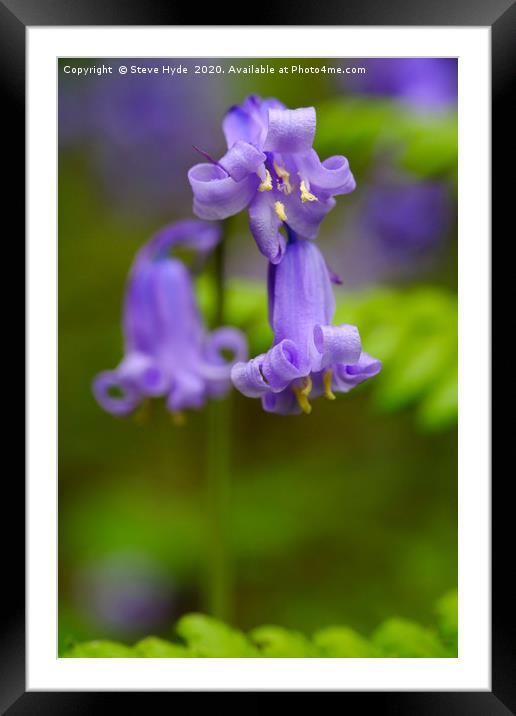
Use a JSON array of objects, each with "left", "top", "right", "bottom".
[{"left": 4, "top": 0, "right": 511, "bottom": 710}]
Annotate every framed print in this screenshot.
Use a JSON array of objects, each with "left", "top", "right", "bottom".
[{"left": 3, "top": 0, "right": 512, "bottom": 709}]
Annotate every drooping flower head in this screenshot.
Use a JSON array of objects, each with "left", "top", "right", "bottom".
[
  {"left": 93, "top": 220, "right": 247, "bottom": 418},
  {"left": 231, "top": 232, "right": 381, "bottom": 415},
  {"left": 188, "top": 95, "right": 356, "bottom": 264}
]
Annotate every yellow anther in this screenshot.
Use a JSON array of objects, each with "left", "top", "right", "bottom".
[
  {"left": 293, "top": 376, "right": 313, "bottom": 415},
  {"left": 274, "top": 201, "right": 288, "bottom": 222},
  {"left": 300, "top": 180, "right": 318, "bottom": 203},
  {"left": 170, "top": 411, "right": 186, "bottom": 427},
  {"left": 323, "top": 369, "right": 336, "bottom": 400},
  {"left": 133, "top": 399, "right": 151, "bottom": 424},
  {"left": 258, "top": 169, "right": 273, "bottom": 192},
  {"left": 273, "top": 161, "right": 293, "bottom": 194}
]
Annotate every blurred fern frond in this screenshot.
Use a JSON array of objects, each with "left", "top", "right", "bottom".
[{"left": 63, "top": 590, "right": 457, "bottom": 658}]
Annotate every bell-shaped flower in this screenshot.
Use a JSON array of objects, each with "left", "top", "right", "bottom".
[
  {"left": 231, "top": 234, "right": 381, "bottom": 415},
  {"left": 188, "top": 95, "right": 356, "bottom": 264},
  {"left": 93, "top": 220, "right": 248, "bottom": 418}
]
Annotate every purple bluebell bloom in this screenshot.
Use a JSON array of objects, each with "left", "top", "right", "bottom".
[
  {"left": 231, "top": 233, "right": 381, "bottom": 415},
  {"left": 93, "top": 220, "right": 247, "bottom": 417},
  {"left": 362, "top": 180, "right": 452, "bottom": 257},
  {"left": 351, "top": 59, "right": 457, "bottom": 110},
  {"left": 188, "top": 95, "right": 356, "bottom": 264}
]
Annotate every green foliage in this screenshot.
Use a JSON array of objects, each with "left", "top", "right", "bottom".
[
  {"left": 315, "top": 98, "right": 400, "bottom": 175},
  {"left": 250, "top": 625, "right": 319, "bottom": 658},
  {"left": 175, "top": 613, "right": 259, "bottom": 657},
  {"left": 64, "top": 640, "right": 137, "bottom": 658},
  {"left": 315, "top": 97, "right": 457, "bottom": 180},
  {"left": 335, "top": 286, "right": 458, "bottom": 430},
  {"left": 134, "top": 637, "right": 191, "bottom": 658},
  {"left": 313, "top": 626, "right": 380, "bottom": 658},
  {"left": 398, "top": 113, "right": 458, "bottom": 179},
  {"left": 62, "top": 591, "right": 457, "bottom": 659},
  {"left": 372, "top": 619, "right": 449, "bottom": 658},
  {"left": 435, "top": 590, "right": 458, "bottom": 653}
]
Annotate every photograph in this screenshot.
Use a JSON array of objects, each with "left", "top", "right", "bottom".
[{"left": 57, "top": 56, "right": 459, "bottom": 660}]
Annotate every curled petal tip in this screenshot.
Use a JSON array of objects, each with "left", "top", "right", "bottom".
[
  {"left": 92, "top": 371, "right": 140, "bottom": 417},
  {"left": 231, "top": 357, "right": 269, "bottom": 398},
  {"left": 314, "top": 324, "right": 362, "bottom": 369},
  {"left": 263, "top": 106, "right": 316, "bottom": 154},
  {"left": 188, "top": 162, "right": 257, "bottom": 220}
]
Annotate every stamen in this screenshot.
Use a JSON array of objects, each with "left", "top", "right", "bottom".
[
  {"left": 170, "top": 411, "right": 186, "bottom": 426},
  {"left": 133, "top": 399, "right": 151, "bottom": 424},
  {"left": 273, "top": 161, "right": 293, "bottom": 194},
  {"left": 274, "top": 201, "right": 288, "bottom": 222},
  {"left": 293, "top": 376, "right": 313, "bottom": 415},
  {"left": 258, "top": 169, "right": 273, "bottom": 192},
  {"left": 323, "top": 369, "right": 336, "bottom": 400},
  {"left": 300, "top": 180, "right": 318, "bottom": 203}
]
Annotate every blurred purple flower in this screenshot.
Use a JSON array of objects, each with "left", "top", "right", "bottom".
[
  {"left": 351, "top": 59, "right": 457, "bottom": 109},
  {"left": 362, "top": 180, "right": 452, "bottom": 257},
  {"left": 59, "top": 61, "right": 228, "bottom": 213},
  {"left": 75, "top": 553, "right": 174, "bottom": 637},
  {"left": 188, "top": 95, "right": 356, "bottom": 264},
  {"left": 93, "top": 220, "right": 247, "bottom": 417},
  {"left": 231, "top": 233, "right": 381, "bottom": 415}
]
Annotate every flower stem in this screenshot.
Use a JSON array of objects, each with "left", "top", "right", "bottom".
[
  {"left": 205, "top": 395, "right": 232, "bottom": 621},
  {"left": 203, "top": 237, "right": 232, "bottom": 621}
]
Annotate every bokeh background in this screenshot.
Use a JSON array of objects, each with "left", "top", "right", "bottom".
[{"left": 58, "top": 58, "right": 458, "bottom": 654}]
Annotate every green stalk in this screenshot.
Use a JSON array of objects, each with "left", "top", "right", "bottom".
[{"left": 203, "top": 238, "right": 232, "bottom": 621}]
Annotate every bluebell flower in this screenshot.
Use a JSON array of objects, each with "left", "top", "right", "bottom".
[
  {"left": 231, "top": 233, "right": 381, "bottom": 415},
  {"left": 188, "top": 95, "right": 356, "bottom": 264},
  {"left": 93, "top": 220, "right": 248, "bottom": 417}
]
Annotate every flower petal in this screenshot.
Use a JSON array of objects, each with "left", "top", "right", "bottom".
[
  {"left": 282, "top": 192, "right": 336, "bottom": 240},
  {"left": 248, "top": 191, "right": 287, "bottom": 264},
  {"left": 149, "top": 259, "right": 205, "bottom": 354},
  {"left": 223, "top": 96, "right": 287, "bottom": 148},
  {"left": 118, "top": 352, "right": 169, "bottom": 395},
  {"left": 263, "top": 107, "right": 316, "bottom": 154},
  {"left": 334, "top": 352, "right": 382, "bottom": 392},
  {"left": 222, "top": 101, "right": 262, "bottom": 147},
  {"left": 313, "top": 324, "right": 362, "bottom": 370},
  {"left": 167, "top": 373, "right": 206, "bottom": 411},
  {"left": 262, "top": 389, "right": 300, "bottom": 415},
  {"left": 123, "top": 262, "right": 160, "bottom": 353},
  {"left": 134, "top": 220, "right": 222, "bottom": 268},
  {"left": 219, "top": 141, "right": 266, "bottom": 182},
  {"left": 188, "top": 162, "right": 258, "bottom": 220},
  {"left": 231, "top": 355, "right": 270, "bottom": 398},
  {"left": 296, "top": 150, "right": 356, "bottom": 196},
  {"left": 269, "top": 239, "right": 335, "bottom": 359},
  {"left": 204, "top": 326, "right": 248, "bottom": 365},
  {"left": 92, "top": 370, "right": 141, "bottom": 416},
  {"left": 200, "top": 326, "right": 249, "bottom": 385},
  {"left": 260, "top": 339, "right": 304, "bottom": 391}
]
